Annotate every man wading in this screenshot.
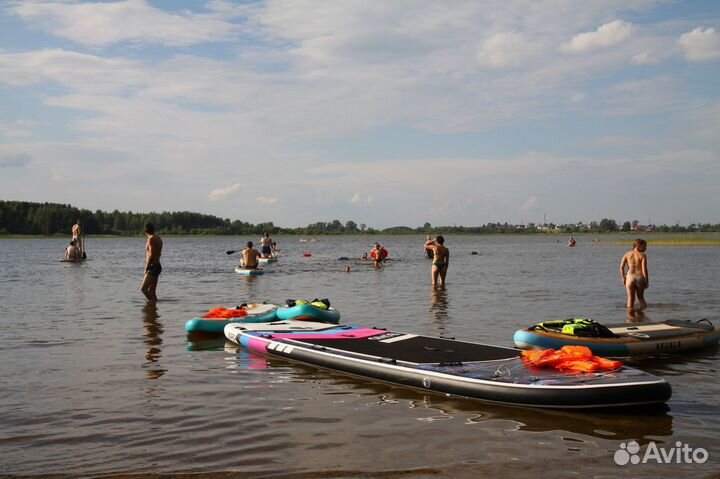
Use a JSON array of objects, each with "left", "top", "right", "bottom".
[{"left": 141, "top": 223, "right": 163, "bottom": 302}]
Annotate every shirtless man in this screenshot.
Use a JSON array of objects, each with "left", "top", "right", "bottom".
[
  {"left": 424, "top": 235, "right": 449, "bottom": 286},
  {"left": 241, "top": 241, "right": 261, "bottom": 269},
  {"left": 72, "top": 219, "right": 83, "bottom": 257},
  {"left": 140, "top": 223, "right": 163, "bottom": 302},
  {"left": 64, "top": 240, "right": 80, "bottom": 261},
  {"left": 260, "top": 233, "right": 273, "bottom": 258},
  {"left": 371, "top": 242, "right": 386, "bottom": 268},
  {"left": 620, "top": 238, "right": 648, "bottom": 309}
]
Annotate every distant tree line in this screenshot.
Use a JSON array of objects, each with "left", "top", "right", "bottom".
[{"left": 1, "top": 201, "right": 718, "bottom": 236}]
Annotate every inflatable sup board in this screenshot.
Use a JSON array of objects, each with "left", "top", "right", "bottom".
[
  {"left": 514, "top": 319, "right": 720, "bottom": 356},
  {"left": 235, "top": 267, "right": 265, "bottom": 276},
  {"left": 225, "top": 324, "right": 672, "bottom": 409},
  {"left": 185, "top": 303, "right": 280, "bottom": 334},
  {"left": 277, "top": 304, "right": 341, "bottom": 323}
]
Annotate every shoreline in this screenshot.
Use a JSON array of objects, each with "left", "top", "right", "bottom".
[{"left": 2, "top": 232, "right": 719, "bottom": 245}]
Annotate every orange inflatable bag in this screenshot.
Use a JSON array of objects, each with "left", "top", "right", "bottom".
[
  {"left": 370, "top": 248, "right": 388, "bottom": 260},
  {"left": 521, "top": 345, "right": 622, "bottom": 373},
  {"left": 203, "top": 307, "right": 248, "bottom": 319}
]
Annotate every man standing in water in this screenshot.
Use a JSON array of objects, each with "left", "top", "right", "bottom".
[
  {"left": 424, "top": 235, "right": 449, "bottom": 286},
  {"left": 141, "top": 222, "right": 163, "bottom": 302},
  {"left": 620, "top": 238, "right": 649, "bottom": 309}
]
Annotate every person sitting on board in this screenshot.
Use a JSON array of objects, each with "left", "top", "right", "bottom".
[
  {"left": 64, "top": 240, "right": 80, "bottom": 261},
  {"left": 259, "top": 232, "right": 273, "bottom": 258},
  {"left": 620, "top": 238, "right": 649, "bottom": 309},
  {"left": 240, "top": 241, "right": 261, "bottom": 269},
  {"left": 424, "top": 235, "right": 449, "bottom": 286}
]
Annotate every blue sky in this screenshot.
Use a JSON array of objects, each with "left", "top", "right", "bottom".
[{"left": 0, "top": 0, "right": 718, "bottom": 228}]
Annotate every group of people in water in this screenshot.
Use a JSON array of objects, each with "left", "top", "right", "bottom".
[
  {"left": 237, "top": 233, "right": 279, "bottom": 270},
  {"left": 60, "top": 219, "right": 644, "bottom": 309},
  {"left": 233, "top": 233, "right": 647, "bottom": 311},
  {"left": 63, "top": 219, "right": 86, "bottom": 261}
]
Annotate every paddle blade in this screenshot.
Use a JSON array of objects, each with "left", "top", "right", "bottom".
[{"left": 226, "top": 250, "right": 236, "bottom": 255}]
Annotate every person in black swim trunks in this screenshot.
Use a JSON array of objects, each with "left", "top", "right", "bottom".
[
  {"left": 141, "top": 222, "right": 163, "bottom": 302},
  {"left": 424, "top": 235, "right": 449, "bottom": 286}
]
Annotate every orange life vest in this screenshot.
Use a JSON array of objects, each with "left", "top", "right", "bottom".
[
  {"left": 521, "top": 345, "right": 623, "bottom": 373},
  {"left": 370, "top": 248, "right": 388, "bottom": 260},
  {"left": 203, "top": 307, "right": 248, "bottom": 319}
]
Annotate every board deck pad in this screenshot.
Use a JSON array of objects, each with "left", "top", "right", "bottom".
[{"left": 281, "top": 332, "right": 518, "bottom": 364}]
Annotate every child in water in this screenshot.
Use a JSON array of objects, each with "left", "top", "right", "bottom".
[{"left": 620, "top": 238, "right": 649, "bottom": 309}]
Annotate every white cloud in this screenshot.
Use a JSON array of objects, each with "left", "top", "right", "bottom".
[
  {"left": 599, "top": 76, "right": 678, "bottom": 117},
  {"left": 1, "top": 1, "right": 718, "bottom": 226},
  {"left": 209, "top": 183, "right": 241, "bottom": 201},
  {"left": 256, "top": 196, "right": 279, "bottom": 205},
  {"left": 630, "top": 51, "right": 659, "bottom": 65},
  {"left": 560, "top": 20, "right": 633, "bottom": 54},
  {"left": 0, "top": 122, "right": 33, "bottom": 138},
  {"left": 570, "top": 92, "right": 586, "bottom": 103},
  {"left": 477, "top": 32, "right": 539, "bottom": 69},
  {"left": 351, "top": 193, "right": 372, "bottom": 205},
  {"left": 8, "top": 0, "right": 244, "bottom": 47},
  {"left": 520, "top": 196, "right": 539, "bottom": 214},
  {"left": 678, "top": 27, "right": 720, "bottom": 62}
]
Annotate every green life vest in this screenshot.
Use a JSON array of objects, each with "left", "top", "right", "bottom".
[{"left": 531, "top": 318, "right": 616, "bottom": 338}]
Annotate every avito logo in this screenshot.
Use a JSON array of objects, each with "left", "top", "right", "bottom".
[{"left": 614, "top": 441, "right": 709, "bottom": 465}]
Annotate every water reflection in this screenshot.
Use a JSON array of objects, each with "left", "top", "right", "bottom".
[
  {"left": 429, "top": 286, "right": 449, "bottom": 331},
  {"left": 141, "top": 302, "right": 166, "bottom": 380},
  {"left": 625, "top": 308, "right": 649, "bottom": 323},
  {"left": 325, "top": 377, "right": 674, "bottom": 441}
]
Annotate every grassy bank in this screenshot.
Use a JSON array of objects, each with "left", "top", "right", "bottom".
[{"left": 609, "top": 235, "right": 720, "bottom": 246}]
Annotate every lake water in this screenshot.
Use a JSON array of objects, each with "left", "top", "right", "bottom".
[{"left": 1, "top": 235, "right": 718, "bottom": 478}]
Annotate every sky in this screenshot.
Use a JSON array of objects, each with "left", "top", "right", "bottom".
[{"left": 0, "top": 0, "right": 719, "bottom": 228}]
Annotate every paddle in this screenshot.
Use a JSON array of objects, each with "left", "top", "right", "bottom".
[{"left": 226, "top": 250, "right": 239, "bottom": 255}]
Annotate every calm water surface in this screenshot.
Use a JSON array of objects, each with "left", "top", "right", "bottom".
[{"left": 1, "top": 235, "right": 719, "bottom": 478}]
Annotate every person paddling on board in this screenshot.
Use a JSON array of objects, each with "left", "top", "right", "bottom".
[
  {"left": 620, "top": 238, "right": 649, "bottom": 310},
  {"left": 140, "top": 222, "right": 163, "bottom": 302},
  {"left": 424, "top": 235, "right": 449, "bottom": 286},
  {"left": 72, "top": 219, "right": 84, "bottom": 258},
  {"left": 240, "top": 241, "right": 261, "bottom": 269},
  {"left": 64, "top": 240, "right": 80, "bottom": 261},
  {"left": 260, "top": 233, "right": 273, "bottom": 258}
]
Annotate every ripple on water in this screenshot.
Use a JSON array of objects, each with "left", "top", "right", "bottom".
[{"left": 1, "top": 235, "right": 719, "bottom": 477}]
